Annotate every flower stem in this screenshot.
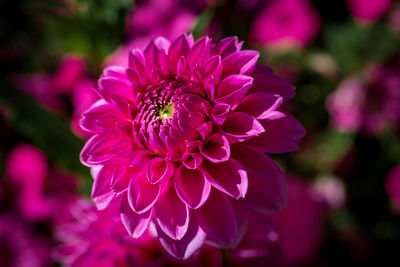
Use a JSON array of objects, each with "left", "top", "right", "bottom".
[{"left": 219, "top": 248, "right": 230, "bottom": 267}]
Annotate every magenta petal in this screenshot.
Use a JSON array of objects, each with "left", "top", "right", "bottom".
[
  {"left": 236, "top": 92, "right": 284, "bottom": 120},
  {"left": 211, "top": 36, "right": 243, "bottom": 58},
  {"left": 80, "top": 134, "right": 117, "bottom": 166},
  {"left": 91, "top": 165, "right": 116, "bottom": 210},
  {"left": 144, "top": 40, "right": 161, "bottom": 72},
  {"left": 221, "top": 112, "right": 265, "bottom": 143},
  {"left": 245, "top": 112, "right": 306, "bottom": 153},
  {"left": 110, "top": 161, "right": 136, "bottom": 192},
  {"left": 120, "top": 193, "right": 153, "bottom": 238},
  {"left": 187, "top": 36, "right": 209, "bottom": 66},
  {"left": 231, "top": 144, "right": 287, "bottom": 214},
  {"left": 80, "top": 100, "right": 122, "bottom": 133},
  {"left": 168, "top": 34, "right": 192, "bottom": 68},
  {"left": 174, "top": 166, "right": 211, "bottom": 209},
  {"left": 128, "top": 171, "right": 160, "bottom": 214},
  {"left": 250, "top": 66, "right": 295, "bottom": 101},
  {"left": 146, "top": 157, "right": 175, "bottom": 184},
  {"left": 215, "top": 74, "right": 253, "bottom": 109},
  {"left": 202, "top": 55, "right": 221, "bottom": 77},
  {"left": 211, "top": 103, "right": 230, "bottom": 125},
  {"left": 155, "top": 185, "right": 189, "bottom": 240},
  {"left": 197, "top": 121, "right": 213, "bottom": 140},
  {"left": 222, "top": 50, "right": 259, "bottom": 77},
  {"left": 181, "top": 152, "right": 203, "bottom": 169},
  {"left": 102, "top": 65, "right": 127, "bottom": 80},
  {"left": 196, "top": 190, "right": 246, "bottom": 248},
  {"left": 155, "top": 212, "right": 206, "bottom": 260},
  {"left": 98, "top": 76, "right": 133, "bottom": 102},
  {"left": 200, "top": 133, "right": 230, "bottom": 163},
  {"left": 129, "top": 150, "right": 155, "bottom": 168},
  {"left": 201, "top": 158, "right": 248, "bottom": 199},
  {"left": 128, "top": 49, "right": 146, "bottom": 75}
]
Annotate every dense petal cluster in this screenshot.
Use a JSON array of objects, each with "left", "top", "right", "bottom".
[{"left": 80, "top": 34, "right": 305, "bottom": 259}]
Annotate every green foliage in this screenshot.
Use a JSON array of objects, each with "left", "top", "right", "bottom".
[
  {"left": 324, "top": 21, "right": 400, "bottom": 74},
  {"left": 0, "top": 78, "right": 89, "bottom": 177}
]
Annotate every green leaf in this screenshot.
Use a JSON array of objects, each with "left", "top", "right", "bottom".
[{"left": 0, "top": 78, "right": 89, "bottom": 177}]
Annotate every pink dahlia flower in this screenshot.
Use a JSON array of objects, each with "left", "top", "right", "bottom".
[
  {"left": 348, "top": 0, "right": 393, "bottom": 23},
  {"left": 250, "top": 0, "right": 321, "bottom": 48},
  {"left": 80, "top": 34, "right": 305, "bottom": 259}
]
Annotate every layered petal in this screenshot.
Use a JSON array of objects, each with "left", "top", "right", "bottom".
[
  {"left": 199, "top": 133, "right": 230, "bottom": 163},
  {"left": 222, "top": 50, "right": 259, "bottom": 77},
  {"left": 174, "top": 166, "right": 211, "bottom": 209},
  {"left": 201, "top": 158, "right": 248, "bottom": 199},
  {"left": 128, "top": 171, "right": 161, "bottom": 214},
  {"left": 154, "top": 213, "right": 206, "bottom": 260},
  {"left": 120, "top": 193, "right": 153, "bottom": 238},
  {"left": 155, "top": 185, "right": 190, "bottom": 240},
  {"left": 91, "top": 165, "right": 116, "bottom": 210},
  {"left": 236, "top": 92, "right": 284, "bottom": 120},
  {"left": 231, "top": 144, "right": 287, "bottom": 214},
  {"left": 221, "top": 112, "right": 265, "bottom": 143},
  {"left": 244, "top": 113, "right": 306, "bottom": 153},
  {"left": 196, "top": 190, "right": 247, "bottom": 248}
]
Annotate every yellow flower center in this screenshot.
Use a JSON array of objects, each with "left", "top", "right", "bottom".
[{"left": 158, "top": 104, "right": 175, "bottom": 119}]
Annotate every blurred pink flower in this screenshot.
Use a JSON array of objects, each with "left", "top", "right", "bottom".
[
  {"left": 13, "top": 55, "right": 98, "bottom": 138},
  {"left": 389, "top": 4, "right": 400, "bottom": 32},
  {"left": 5, "top": 143, "right": 78, "bottom": 223},
  {"left": 250, "top": 0, "right": 321, "bottom": 48},
  {"left": 312, "top": 176, "right": 347, "bottom": 210},
  {"left": 80, "top": 34, "right": 305, "bottom": 259},
  {"left": 326, "top": 77, "right": 365, "bottom": 132},
  {"left": 272, "top": 176, "right": 326, "bottom": 265},
  {"left": 327, "top": 62, "right": 400, "bottom": 134},
  {"left": 348, "top": 0, "right": 393, "bottom": 23},
  {"left": 0, "top": 215, "right": 51, "bottom": 267},
  {"left": 385, "top": 165, "right": 400, "bottom": 212}
]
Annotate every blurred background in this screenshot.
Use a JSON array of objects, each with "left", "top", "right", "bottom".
[{"left": 1, "top": 0, "right": 400, "bottom": 266}]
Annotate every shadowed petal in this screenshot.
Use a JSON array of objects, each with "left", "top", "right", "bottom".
[
  {"left": 231, "top": 144, "right": 287, "bottom": 214},
  {"left": 215, "top": 74, "right": 253, "bottom": 109},
  {"left": 221, "top": 112, "right": 264, "bottom": 143},
  {"left": 250, "top": 66, "right": 295, "bottom": 101},
  {"left": 120, "top": 193, "right": 153, "bottom": 238},
  {"left": 154, "top": 212, "right": 206, "bottom": 260},
  {"left": 236, "top": 92, "right": 284, "bottom": 120},
  {"left": 91, "top": 165, "right": 116, "bottom": 210},
  {"left": 201, "top": 158, "right": 248, "bottom": 199},
  {"left": 128, "top": 171, "right": 161, "bottom": 214},
  {"left": 200, "top": 133, "right": 230, "bottom": 163},
  {"left": 156, "top": 185, "right": 190, "bottom": 240},
  {"left": 244, "top": 112, "right": 306, "bottom": 153},
  {"left": 222, "top": 50, "right": 259, "bottom": 77},
  {"left": 196, "top": 190, "right": 247, "bottom": 248},
  {"left": 174, "top": 166, "right": 211, "bottom": 209},
  {"left": 146, "top": 157, "right": 175, "bottom": 184}
]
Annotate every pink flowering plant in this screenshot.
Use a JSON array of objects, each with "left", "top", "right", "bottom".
[
  {"left": 3, "top": 0, "right": 400, "bottom": 266},
  {"left": 80, "top": 33, "right": 305, "bottom": 259}
]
